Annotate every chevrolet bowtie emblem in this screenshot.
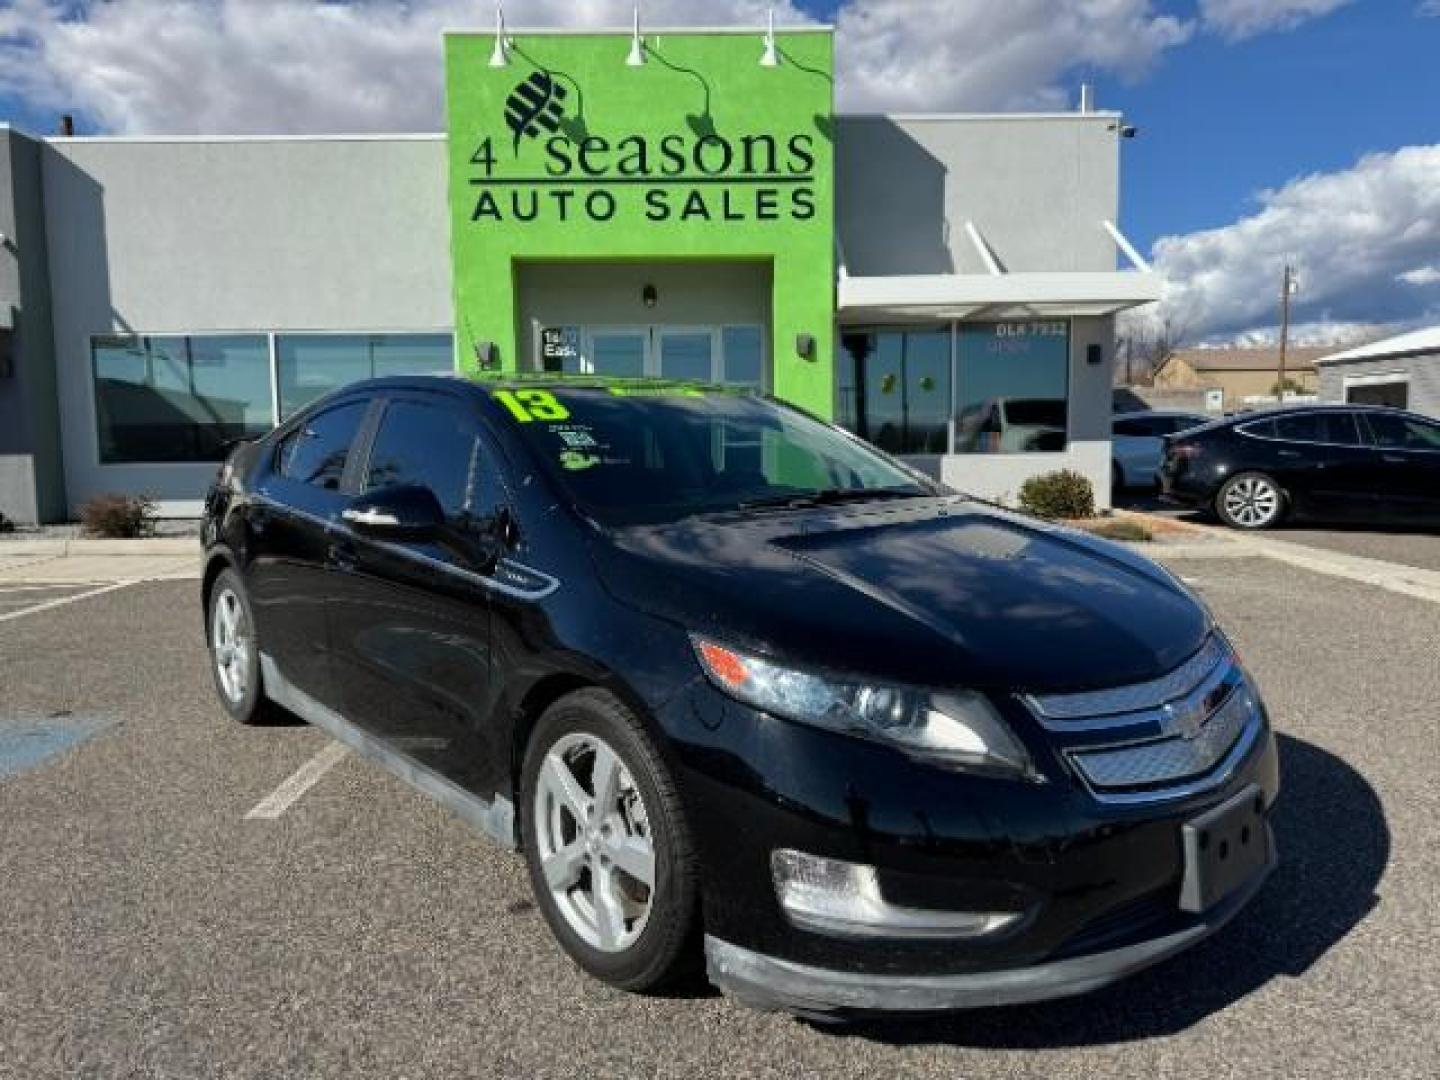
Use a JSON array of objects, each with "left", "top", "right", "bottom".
[{"left": 1160, "top": 699, "right": 1207, "bottom": 740}]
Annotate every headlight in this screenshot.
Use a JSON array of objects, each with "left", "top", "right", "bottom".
[{"left": 691, "top": 636, "right": 1038, "bottom": 780}]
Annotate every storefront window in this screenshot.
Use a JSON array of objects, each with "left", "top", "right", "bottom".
[
  {"left": 276, "top": 333, "right": 454, "bottom": 419},
  {"left": 92, "top": 335, "right": 271, "bottom": 463},
  {"left": 954, "top": 321, "right": 1069, "bottom": 454},
  {"left": 836, "top": 328, "right": 950, "bottom": 454}
]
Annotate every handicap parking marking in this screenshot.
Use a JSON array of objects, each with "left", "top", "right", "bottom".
[
  {"left": 244, "top": 741, "right": 350, "bottom": 820},
  {"left": 0, "top": 713, "right": 121, "bottom": 780},
  {"left": 0, "top": 580, "right": 138, "bottom": 624}
]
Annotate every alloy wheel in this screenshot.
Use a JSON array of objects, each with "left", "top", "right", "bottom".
[
  {"left": 533, "top": 732, "right": 656, "bottom": 953},
  {"left": 1222, "top": 476, "right": 1281, "bottom": 528},
  {"left": 211, "top": 588, "right": 251, "bottom": 703}
]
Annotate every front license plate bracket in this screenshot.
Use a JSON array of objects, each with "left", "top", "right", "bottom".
[{"left": 1179, "top": 783, "right": 1270, "bottom": 914}]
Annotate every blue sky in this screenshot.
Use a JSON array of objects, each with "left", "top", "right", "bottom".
[{"left": 2, "top": 0, "right": 1438, "bottom": 344}]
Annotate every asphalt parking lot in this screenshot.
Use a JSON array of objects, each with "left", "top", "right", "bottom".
[
  {"left": 2, "top": 562, "right": 1438, "bottom": 1078},
  {"left": 1117, "top": 489, "right": 1440, "bottom": 572}
]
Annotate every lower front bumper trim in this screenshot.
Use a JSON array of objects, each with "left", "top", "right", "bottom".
[{"left": 704, "top": 854, "right": 1273, "bottom": 1017}]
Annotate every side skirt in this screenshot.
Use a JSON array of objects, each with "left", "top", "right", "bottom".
[{"left": 259, "top": 653, "right": 517, "bottom": 849}]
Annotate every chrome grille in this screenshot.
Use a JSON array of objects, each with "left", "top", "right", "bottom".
[
  {"left": 1069, "top": 686, "right": 1257, "bottom": 791},
  {"left": 1028, "top": 636, "right": 1229, "bottom": 723}
]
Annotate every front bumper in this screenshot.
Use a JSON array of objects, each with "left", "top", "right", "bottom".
[
  {"left": 705, "top": 845, "right": 1274, "bottom": 1016},
  {"left": 659, "top": 675, "right": 1281, "bottom": 1013}
]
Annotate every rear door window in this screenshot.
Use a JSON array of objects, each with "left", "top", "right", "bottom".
[
  {"left": 364, "top": 397, "right": 485, "bottom": 517},
  {"left": 278, "top": 400, "right": 368, "bottom": 490}
]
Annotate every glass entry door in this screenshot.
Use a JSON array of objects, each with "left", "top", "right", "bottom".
[
  {"left": 655, "top": 329, "right": 718, "bottom": 382},
  {"left": 583, "top": 328, "right": 648, "bottom": 378},
  {"left": 569, "top": 325, "right": 763, "bottom": 387}
]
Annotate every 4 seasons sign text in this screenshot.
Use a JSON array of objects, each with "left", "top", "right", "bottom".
[{"left": 466, "top": 70, "right": 818, "bottom": 225}]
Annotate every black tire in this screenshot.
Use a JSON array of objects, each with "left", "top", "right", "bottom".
[
  {"left": 1215, "top": 471, "right": 1287, "bottom": 530},
  {"left": 520, "top": 688, "right": 700, "bottom": 992},
  {"left": 206, "top": 568, "right": 282, "bottom": 725}
]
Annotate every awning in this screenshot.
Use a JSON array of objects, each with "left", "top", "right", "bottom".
[
  {"left": 836, "top": 218, "right": 1162, "bottom": 322},
  {"left": 837, "top": 270, "right": 1162, "bottom": 322}
]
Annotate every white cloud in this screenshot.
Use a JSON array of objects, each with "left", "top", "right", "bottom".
[
  {"left": 1198, "top": 0, "right": 1352, "bottom": 41},
  {"left": 1398, "top": 265, "right": 1440, "bottom": 286},
  {"left": 0, "top": 0, "right": 1199, "bottom": 135},
  {"left": 1419, "top": 1, "right": 1440, "bottom": 16},
  {"left": 1135, "top": 145, "right": 1440, "bottom": 344},
  {"left": 833, "top": 0, "right": 1190, "bottom": 113}
]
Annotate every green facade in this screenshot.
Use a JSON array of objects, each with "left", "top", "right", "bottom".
[{"left": 443, "top": 29, "right": 836, "bottom": 416}]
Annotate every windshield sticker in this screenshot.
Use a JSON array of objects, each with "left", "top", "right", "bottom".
[
  {"left": 553, "top": 426, "right": 599, "bottom": 448},
  {"left": 559, "top": 450, "right": 602, "bottom": 471}
]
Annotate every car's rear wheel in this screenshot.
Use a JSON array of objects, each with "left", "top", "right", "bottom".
[
  {"left": 520, "top": 688, "right": 699, "bottom": 992},
  {"left": 207, "top": 568, "right": 281, "bottom": 725},
  {"left": 1216, "top": 472, "right": 1286, "bottom": 529}
]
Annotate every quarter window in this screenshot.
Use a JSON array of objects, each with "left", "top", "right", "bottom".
[
  {"left": 278, "top": 401, "right": 367, "bottom": 490},
  {"left": 1258, "top": 413, "right": 1363, "bottom": 445},
  {"left": 364, "top": 399, "right": 483, "bottom": 516}
]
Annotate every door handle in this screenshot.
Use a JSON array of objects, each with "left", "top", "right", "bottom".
[
  {"left": 1277, "top": 449, "right": 1302, "bottom": 458},
  {"left": 1381, "top": 453, "right": 1407, "bottom": 464}
]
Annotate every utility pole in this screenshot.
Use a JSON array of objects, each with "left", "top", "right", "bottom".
[{"left": 1277, "top": 263, "right": 1296, "bottom": 402}]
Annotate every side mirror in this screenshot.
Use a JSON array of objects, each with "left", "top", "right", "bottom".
[{"left": 341, "top": 485, "right": 445, "bottom": 539}]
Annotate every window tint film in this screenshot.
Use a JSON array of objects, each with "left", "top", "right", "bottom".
[
  {"left": 1113, "top": 417, "right": 1152, "bottom": 437},
  {"left": 491, "top": 386, "right": 931, "bottom": 525},
  {"left": 364, "top": 399, "right": 483, "bottom": 515},
  {"left": 1273, "top": 414, "right": 1323, "bottom": 442},
  {"left": 1366, "top": 412, "right": 1440, "bottom": 450},
  {"left": 279, "top": 401, "right": 367, "bottom": 490}
]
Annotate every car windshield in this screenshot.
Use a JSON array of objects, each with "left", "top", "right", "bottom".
[{"left": 487, "top": 383, "right": 936, "bottom": 525}]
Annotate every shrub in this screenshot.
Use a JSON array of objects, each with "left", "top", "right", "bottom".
[
  {"left": 1085, "top": 519, "right": 1152, "bottom": 543},
  {"left": 0, "top": 510, "right": 14, "bottom": 534},
  {"left": 80, "top": 494, "right": 157, "bottom": 538},
  {"left": 1018, "top": 470, "right": 1095, "bottom": 520}
]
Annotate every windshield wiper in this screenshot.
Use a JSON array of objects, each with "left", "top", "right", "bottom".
[{"left": 735, "top": 487, "right": 927, "bottom": 512}]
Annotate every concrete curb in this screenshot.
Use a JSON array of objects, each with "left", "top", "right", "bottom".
[{"left": 0, "top": 537, "right": 199, "bottom": 557}]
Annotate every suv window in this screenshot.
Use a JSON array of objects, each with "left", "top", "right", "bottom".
[
  {"left": 1272, "top": 412, "right": 1363, "bottom": 445},
  {"left": 364, "top": 397, "right": 483, "bottom": 516},
  {"left": 278, "top": 400, "right": 368, "bottom": 489},
  {"left": 1364, "top": 412, "right": 1440, "bottom": 451}
]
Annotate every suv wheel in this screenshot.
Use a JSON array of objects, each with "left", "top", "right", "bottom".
[
  {"left": 1216, "top": 472, "right": 1285, "bottom": 529},
  {"left": 520, "top": 689, "right": 699, "bottom": 992},
  {"left": 207, "top": 569, "right": 281, "bottom": 725}
]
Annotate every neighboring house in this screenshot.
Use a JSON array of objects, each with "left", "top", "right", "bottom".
[
  {"left": 1317, "top": 326, "right": 1440, "bottom": 418},
  {"left": 1152, "top": 347, "right": 1326, "bottom": 411}
]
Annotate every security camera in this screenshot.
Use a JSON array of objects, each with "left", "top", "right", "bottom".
[{"left": 1121, "top": 125, "right": 1138, "bottom": 139}]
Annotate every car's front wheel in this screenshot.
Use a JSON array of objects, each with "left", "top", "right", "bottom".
[
  {"left": 207, "top": 568, "right": 282, "bottom": 725},
  {"left": 520, "top": 688, "right": 699, "bottom": 992},
  {"left": 1216, "top": 472, "right": 1286, "bottom": 529}
]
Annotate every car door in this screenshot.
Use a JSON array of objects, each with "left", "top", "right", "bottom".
[
  {"left": 246, "top": 396, "right": 375, "bottom": 707},
  {"left": 1266, "top": 411, "right": 1377, "bottom": 520},
  {"left": 1360, "top": 411, "right": 1440, "bottom": 522},
  {"left": 326, "top": 390, "right": 505, "bottom": 792}
]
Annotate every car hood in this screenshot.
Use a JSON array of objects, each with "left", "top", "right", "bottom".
[{"left": 590, "top": 497, "right": 1210, "bottom": 693}]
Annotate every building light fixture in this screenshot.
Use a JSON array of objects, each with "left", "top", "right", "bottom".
[
  {"left": 760, "top": 9, "right": 780, "bottom": 68},
  {"left": 642, "top": 283, "right": 658, "bottom": 308},
  {"left": 626, "top": 5, "right": 647, "bottom": 67},
  {"left": 488, "top": 3, "right": 510, "bottom": 68}
]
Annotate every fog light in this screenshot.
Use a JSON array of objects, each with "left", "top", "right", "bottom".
[{"left": 771, "top": 850, "right": 1023, "bottom": 940}]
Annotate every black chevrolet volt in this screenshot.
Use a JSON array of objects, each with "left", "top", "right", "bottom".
[{"left": 201, "top": 375, "right": 1279, "bottom": 1017}]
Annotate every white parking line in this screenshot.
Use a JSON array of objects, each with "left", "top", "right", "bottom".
[
  {"left": 245, "top": 741, "right": 350, "bottom": 820},
  {"left": 0, "top": 580, "right": 138, "bottom": 624}
]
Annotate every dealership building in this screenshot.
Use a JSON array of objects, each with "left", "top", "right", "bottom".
[{"left": 0, "top": 24, "right": 1158, "bottom": 523}]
